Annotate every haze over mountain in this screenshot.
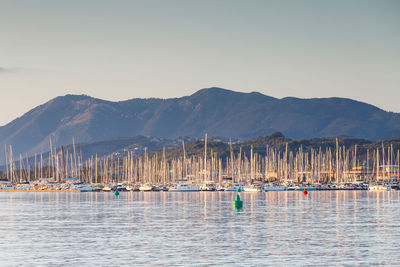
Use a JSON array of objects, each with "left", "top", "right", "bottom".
[{"left": 1, "top": 87, "right": 400, "bottom": 162}]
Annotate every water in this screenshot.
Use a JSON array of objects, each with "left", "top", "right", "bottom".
[{"left": 0, "top": 191, "right": 399, "bottom": 266}]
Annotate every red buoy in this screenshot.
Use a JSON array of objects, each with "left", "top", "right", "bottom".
[{"left": 303, "top": 187, "right": 308, "bottom": 195}]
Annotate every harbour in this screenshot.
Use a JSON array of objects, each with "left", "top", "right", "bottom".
[
  {"left": 1, "top": 1, "right": 399, "bottom": 265},
  {"left": 1, "top": 136, "right": 399, "bottom": 193}
]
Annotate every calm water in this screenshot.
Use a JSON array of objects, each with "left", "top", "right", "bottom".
[{"left": 0, "top": 191, "right": 399, "bottom": 266}]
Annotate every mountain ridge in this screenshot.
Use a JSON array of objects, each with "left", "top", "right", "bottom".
[{"left": 1, "top": 87, "right": 400, "bottom": 162}]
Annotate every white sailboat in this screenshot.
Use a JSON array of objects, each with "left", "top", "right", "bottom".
[
  {"left": 243, "top": 184, "right": 261, "bottom": 192},
  {"left": 200, "top": 182, "right": 216, "bottom": 191},
  {"left": 169, "top": 183, "right": 200, "bottom": 192},
  {"left": 224, "top": 182, "right": 242, "bottom": 191},
  {"left": 76, "top": 184, "right": 93, "bottom": 192},
  {"left": 102, "top": 185, "right": 112, "bottom": 192},
  {"left": 263, "top": 183, "right": 287, "bottom": 191},
  {"left": 369, "top": 183, "right": 391, "bottom": 191},
  {"left": 139, "top": 184, "right": 154, "bottom": 191}
]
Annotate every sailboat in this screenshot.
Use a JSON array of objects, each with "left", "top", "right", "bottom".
[
  {"left": 243, "top": 184, "right": 261, "bottom": 192},
  {"left": 169, "top": 182, "right": 200, "bottom": 192},
  {"left": 263, "top": 183, "right": 287, "bottom": 191},
  {"left": 170, "top": 138, "right": 201, "bottom": 192},
  {"left": 139, "top": 184, "right": 154, "bottom": 191}
]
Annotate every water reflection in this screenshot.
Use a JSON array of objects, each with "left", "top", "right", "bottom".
[{"left": 0, "top": 191, "right": 399, "bottom": 265}]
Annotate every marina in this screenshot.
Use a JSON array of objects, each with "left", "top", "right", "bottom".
[
  {"left": 1, "top": 137, "right": 400, "bottom": 193},
  {"left": 1, "top": 1, "right": 398, "bottom": 265}
]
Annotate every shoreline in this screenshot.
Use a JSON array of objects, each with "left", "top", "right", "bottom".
[
  {"left": 0, "top": 189, "right": 396, "bottom": 193},
  {"left": 0, "top": 189, "right": 80, "bottom": 192}
]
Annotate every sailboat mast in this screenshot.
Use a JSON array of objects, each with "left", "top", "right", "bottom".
[
  {"left": 182, "top": 140, "right": 187, "bottom": 178},
  {"left": 4, "top": 145, "right": 9, "bottom": 181},
  {"left": 204, "top": 133, "right": 207, "bottom": 182},
  {"left": 336, "top": 138, "right": 339, "bottom": 184},
  {"left": 230, "top": 139, "right": 234, "bottom": 182}
]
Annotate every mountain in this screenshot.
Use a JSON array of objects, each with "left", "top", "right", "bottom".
[{"left": 1, "top": 87, "right": 400, "bottom": 162}]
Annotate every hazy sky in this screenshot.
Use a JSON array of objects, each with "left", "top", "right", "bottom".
[{"left": 0, "top": 0, "right": 399, "bottom": 126}]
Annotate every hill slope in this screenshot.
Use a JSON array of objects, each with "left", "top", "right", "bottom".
[{"left": 1, "top": 87, "right": 400, "bottom": 161}]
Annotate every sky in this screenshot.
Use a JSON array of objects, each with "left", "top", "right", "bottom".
[{"left": 0, "top": 0, "right": 399, "bottom": 126}]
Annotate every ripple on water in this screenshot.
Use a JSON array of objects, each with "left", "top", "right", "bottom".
[{"left": 0, "top": 191, "right": 399, "bottom": 266}]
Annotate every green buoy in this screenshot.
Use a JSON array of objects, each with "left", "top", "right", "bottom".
[
  {"left": 114, "top": 188, "right": 120, "bottom": 196},
  {"left": 233, "top": 194, "right": 243, "bottom": 210}
]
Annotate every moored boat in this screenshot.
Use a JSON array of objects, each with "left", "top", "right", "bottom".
[
  {"left": 263, "top": 183, "right": 287, "bottom": 192},
  {"left": 102, "top": 185, "right": 112, "bottom": 192},
  {"left": 200, "top": 182, "right": 217, "bottom": 191},
  {"left": 139, "top": 184, "right": 154, "bottom": 191},
  {"left": 126, "top": 185, "right": 139, "bottom": 191},
  {"left": 295, "top": 186, "right": 317, "bottom": 191},
  {"left": 153, "top": 186, "right": 168, "bottom": 191},
  {"left": 224, "top": 183, "right": 242, "bottom": 191},
  {"left": 76, "top": 184, "right": 93, "bottom": 192},
  {"left": 0, "top": 184, "right": 14, "bottom": 190},
  {"left": 243, "top": 184, "right": 261, "bottom": 192},
  {"left": 91, "top": 185, "right": 103, "bottom": 192},
  {"left": 369, "top": 184, "right": 391, "bottom": 191},
  {"left": 169, "top": 183, "right": 200, "bottom": 192},
  {"left": 115, "top": 185, "right": 127, "bottom": 191}
]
